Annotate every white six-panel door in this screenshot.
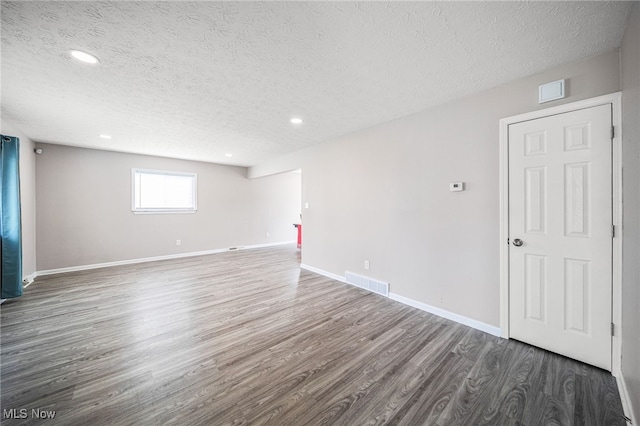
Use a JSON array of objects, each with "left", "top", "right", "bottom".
[{"left": 508, "top": 104, "right": 612, "bottom": 370}]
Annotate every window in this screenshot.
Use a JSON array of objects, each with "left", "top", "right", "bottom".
[{"left": 132, "top": 168, "right": 197, "bottom": 214}]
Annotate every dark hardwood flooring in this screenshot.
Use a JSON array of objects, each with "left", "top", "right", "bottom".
[{"left": 1, "top": 245, "right": 626, "bottom": 425}]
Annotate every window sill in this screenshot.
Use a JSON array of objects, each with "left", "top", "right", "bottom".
[{"left": 132, "top": 210, "right": 197, "bottom": 215}]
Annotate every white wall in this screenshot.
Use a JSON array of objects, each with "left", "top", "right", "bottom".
[
  {"left": 35, "top": 144, "right": 301, "bottom": 270},
  {"left": 249, "top": 50, "right": 621, "bottom": 328},
  {"left": 0, "top": 120, "right": 37, "bottom": 279},
  {"left": 620, "top": 2, "right": 640, "bottom": 421}
]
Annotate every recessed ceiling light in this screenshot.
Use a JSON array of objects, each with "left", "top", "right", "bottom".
[
  {"left": 225, "top": 153, "right": 233, "bottom": 158},
  {"left": 290, "top": 117, "right": 303, "bottom": 124},
  {"left": 99, "top": 134, "right": 112, "bottom": 139},
  {"left": 70, "top": 50, "right": 100, "bottom": 64}
]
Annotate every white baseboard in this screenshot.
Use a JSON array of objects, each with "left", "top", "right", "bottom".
[
  {"left": 617, "top": 374, "right": 637, "bottom": 425},
  {"left": 37, "top": 241, "right": 296, "bottom": 277},
  {"left": 300, "top": 263, "right": 347, "bottom": 283},
  {"left": 239, "top": 241, "right": 296, "bottom": 250},
  {"left": 299, "top": 263, "right": 501, "bottom": 337},
  {"left": 389, "top": 292, "right": 502, "bottom": 337}
]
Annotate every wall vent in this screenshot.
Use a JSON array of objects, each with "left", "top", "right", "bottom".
[{"left": 345, "top": 271, "right": 389, "bottom": 297}]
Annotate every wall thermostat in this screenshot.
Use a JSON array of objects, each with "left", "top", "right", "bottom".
[{"left": 450, "top": 182, "right": 464, "bottom": 192}]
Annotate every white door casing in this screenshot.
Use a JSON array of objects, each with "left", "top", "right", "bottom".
[
  {"left": 507, "top": 104, "right": 612, "bottom": 370},
  {"left": 499, "top": 93, "right": 623, "bottom": 375}
]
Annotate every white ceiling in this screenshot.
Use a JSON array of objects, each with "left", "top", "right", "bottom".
[{"left": 1, "top": 1, "right": 633, "bottom": 167}]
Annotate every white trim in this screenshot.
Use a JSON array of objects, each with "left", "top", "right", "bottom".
[
  {"left": 300, "top": 263, "right": 347, "bottom": 283},
  {"left": 611, "top": 95, "right": 623, "bottom": 377},
  {"left": 239, "top": 241, "right": 296, "bottom": 250},
  {"left": 389, "top": 292, "right": 502, "bottom": 337},
  {"left": 499, "top": 106, "right": 510, "bottom": 339},
  {"left": 616, "top": 375, "right": 637, "bottom": 425},
  {"left": 299, "top": 263, "right": 501, "bottom": 337},
  {"left": 132, "top": 210, "right": 197, "bottom": 215},
  {"left": 499, "top": 92, "right": 623, "bottom": 372},
  {"left": 37, "top": 241, "right": 295, "bottom": 276}
]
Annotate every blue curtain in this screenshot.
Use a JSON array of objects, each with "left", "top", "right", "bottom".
[{"left": 1, "top": 135, "right": 23, "bottom": 299}]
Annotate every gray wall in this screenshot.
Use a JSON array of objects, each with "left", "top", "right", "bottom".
[
  {"left": 621, "top": 2, "right": 640, "bottom": 421},
  {"left": 1, "top": 120, "right": 37, "bottom": 279},
  {"left": 249, "top": 50, "right": 620, "bottom": 328},
  {"left": 36, "top": 144, "right": 301, "bottom": 270}
]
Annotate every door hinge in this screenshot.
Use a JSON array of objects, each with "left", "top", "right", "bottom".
[
  {"left": 611, "top": 126, "right": 615, "bottom": 139},
  {"left": 612, "top": 225, "right": 615, "bottom": 238},
  {"left": 611, "top": 322, "right": 615, "bottom": 336}
]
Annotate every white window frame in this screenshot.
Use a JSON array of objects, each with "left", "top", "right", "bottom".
[{"left": 131, "top": 168, "right": 197, "bottom": 214}]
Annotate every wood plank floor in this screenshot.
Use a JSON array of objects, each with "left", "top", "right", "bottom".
[{"left": 1, "top": 245, "right": 626, "bottom": 425}]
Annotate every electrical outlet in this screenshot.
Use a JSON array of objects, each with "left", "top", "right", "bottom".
[
  {"left": 176, "top": 240, "right": 181, "bottom": 246},
  {"left": 266, "top": 232, "right": 270, "bottom": 237},
  {"left": 364, "top": 260, "right": 370, "bottom": 270}
]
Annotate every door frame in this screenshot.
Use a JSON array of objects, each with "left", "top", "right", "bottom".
[{"left": 499, "top": 92, "right": 622, "bottom": 374}]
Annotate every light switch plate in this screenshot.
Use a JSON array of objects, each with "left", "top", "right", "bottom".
[{"left": 450, "top": 182, "right": 464, "bottom": 192}]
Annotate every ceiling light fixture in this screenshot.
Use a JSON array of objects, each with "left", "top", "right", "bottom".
[
  {"left": 70, "top": 50, "right": 100, "bottom": 64},
  {"left": 290, "top": 117, "right": 303, "bottom": 124},
  {"left": 225, "top": 153, "right": 233, "bottom": 158},
  {"left": 99, "top": 134, "right": 112, "bottom": 139}
]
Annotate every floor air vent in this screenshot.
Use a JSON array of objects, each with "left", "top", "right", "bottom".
[{"left": 345, "top": 271, "right": 389, "bottom": 297}]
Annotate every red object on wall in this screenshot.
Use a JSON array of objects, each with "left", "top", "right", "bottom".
[{"left": 294, "top": 224, "right": 302, "bottom": 248}]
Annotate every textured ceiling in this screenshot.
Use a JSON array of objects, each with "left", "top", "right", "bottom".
[{"left": 1, "top": 1, "right": 633, "bottom": 167}]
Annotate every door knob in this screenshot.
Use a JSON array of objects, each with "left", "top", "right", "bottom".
[{"left": 513, "top": 238, "right": 524, "bottom": 247}]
